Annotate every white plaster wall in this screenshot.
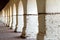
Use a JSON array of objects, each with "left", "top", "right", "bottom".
[
  {"left": 44, "top": 14, "right": 60, "bottom": 40},
  {"left": 45, "top": 0, "right": 60, "bottom": 40},
  {"left": 27, "top": 0, "right": 37, "bottom": 14},
  {"left": 46, "top": 0, "right": 60, "bottom": 13},
  {"left": 17, "top": 1, "right": 24, "bottom": 32},
  {"left": 26, "top": 0, "right": 38, "bottom": 38}
]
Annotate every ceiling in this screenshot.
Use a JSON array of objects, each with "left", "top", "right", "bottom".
[{"left": 0, "top": 0, "right": 9, "bottom": 11}]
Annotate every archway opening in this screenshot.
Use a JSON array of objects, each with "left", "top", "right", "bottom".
[
  {"left": 17, "top": 0, "right": 24, "bottom": 32},
  {"left": 12, "top": 4, "right": 16, "bottom": 30},
  {"left": 2, "top": 10, "right": 5, "bottom": 22},
  {"left": 26, "top": 0, "right": 38, "bottom": 38}
]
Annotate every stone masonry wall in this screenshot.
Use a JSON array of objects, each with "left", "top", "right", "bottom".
[{"left": 45, "top": 14, "right": 60, "bottom": 40}]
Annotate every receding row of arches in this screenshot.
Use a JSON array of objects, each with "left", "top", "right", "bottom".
[
  {"left": 1, "top": 0, "right": 60, "bottom": 40},
  {"left": 2, "top": 0, "right": 39, "bottom": 40}
]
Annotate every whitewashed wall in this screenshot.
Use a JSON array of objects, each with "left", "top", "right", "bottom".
[
  {"left": 45, "top": 0, "right": 60, "bottom": 40},
  {"left": 44, "top": 14, "right": 60, "bottom": 40},
  {"left": 46, "top": 0, "right": 60, "bottom": 13}
]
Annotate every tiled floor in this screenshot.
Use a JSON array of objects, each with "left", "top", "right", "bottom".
[{"left": 0, "top": 21, "right": 35, "bottom": 40}]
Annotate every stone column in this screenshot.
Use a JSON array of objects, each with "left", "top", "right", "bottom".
[
  {"left": 20, "top": 0, "right": 27, "bottom": 38},
  {"left": 9, "top": 8, "right": 10, "bottom": 26},
  {"left": 9, "top": 0, "right": 14, "bottom": 29},
  {"left": 9, "top": 6, "right": 12, "bottom": 28},
  {"left": 36, "top": 0, "right": 46, "bottom": 40},
  {"left": 10, "top": 5, "right": 13, "bottom": 29},
  {"left": 6, "top": 10, "right": 8, "bottom": 27},
  {"left": 7, "top": 9, "right": 10, "bottom": 27},
  {"left": 5, "top": 10, "right": 7, "bottom": 24},
  {"left": 14, "top": 1, "right": 19, "bottom": 32}
]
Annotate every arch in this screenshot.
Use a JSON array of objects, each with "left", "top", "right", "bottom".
[
  {"left": 16, "top": 0, "right": 24, "bottom": 32},
  {"left": 18, "top": 0, "right": 24, "bottom": 15},
  {"left": 12, "top": 3, "right": 16, "bottom": 30},
  {"left": 2, "top": 10, "right": 5, "bottom": 22},
  {"left": 13, "top": 4, "right": 16, "bottom": 15},
  {"left": 2, "top": 10, "right": 8, "bottom": 25},
  {"left": 27, "top": 0, "right": 38, "bottom": 14},
  {"left": 26, "top": 0, "right": 38, "bottom": 38}
]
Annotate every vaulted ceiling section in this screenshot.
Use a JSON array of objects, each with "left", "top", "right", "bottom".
[{"left": 0, "top": 0, "right": 9, "bottom": 11}]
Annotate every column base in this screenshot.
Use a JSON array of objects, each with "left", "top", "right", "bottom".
[
  {"left": 10, "top": 27, "right": 12, "bottom": 29},
  {"left": 20, "top": 35, "right": 26, "bottom": 39},
  {"left": 37, "top": 33, "right": 45, "bottom": 40},
  {"left": 6, "top": 24, "right": 9, "bottom": 27},
  {"left": 14, "top": 30, "right": 17, "bottom": 32}
]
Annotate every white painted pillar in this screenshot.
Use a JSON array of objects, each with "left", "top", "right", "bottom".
[
  {"left": 26, "top": 0, "right": 38, "bottom": 38},
  {"left": 45, "top": 0, "right": 60, "bottom": 40},
  {"left": 17, "top": 0, "right": 24, "bottom": 32},
  {"left": 12, "top": 4, "right": 16, "bottom": 30}
]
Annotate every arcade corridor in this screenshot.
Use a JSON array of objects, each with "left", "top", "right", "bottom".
[{"left": 0, "top": 0, "right": 60, "bottom": 40}]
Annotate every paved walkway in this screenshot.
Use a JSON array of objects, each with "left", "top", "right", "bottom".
[{"left": 0, "top": 21, "right": 35, "bottom": 40}]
